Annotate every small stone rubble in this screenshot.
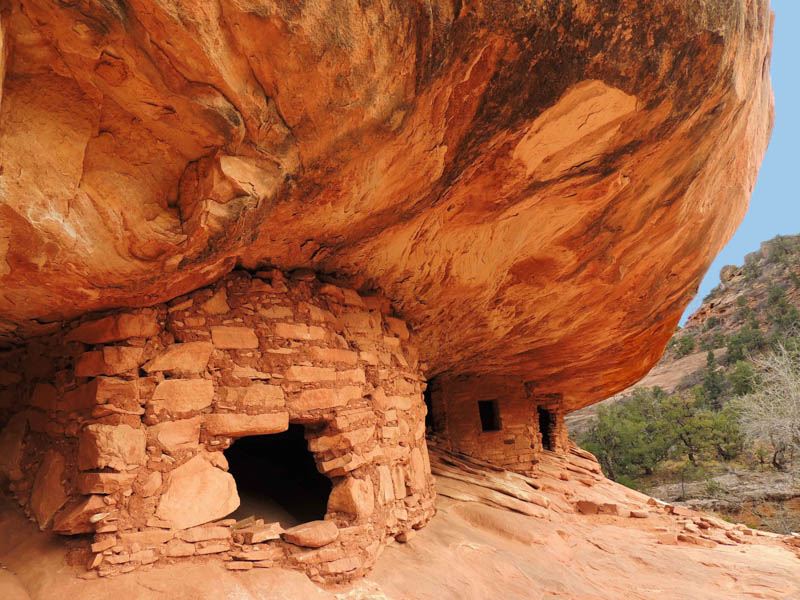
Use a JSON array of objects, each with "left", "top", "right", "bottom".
[
  {"left": 429, "top": 439, "right": 800, "bottom": 562},
  {"left": 0, "top": 270, "right": 435, "bottom": 582}
]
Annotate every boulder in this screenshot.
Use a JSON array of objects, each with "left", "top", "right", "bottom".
[{"left": 156, "top": 455, "right": 239, "bottom": 530}]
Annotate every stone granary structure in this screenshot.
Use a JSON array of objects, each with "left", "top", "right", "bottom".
[
  {"left": 0, "top": 270, "right": 434, "bottom": 580},
  {"left": 0, "top": 0, "right": 774, "bottom": 584}
]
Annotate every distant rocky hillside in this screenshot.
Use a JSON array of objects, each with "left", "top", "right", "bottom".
[
  {"left": 668, "top": 233, "right": 800, "bottom": 363},
  {"left": 567, "top": 234, "right": 800, "bottom": 533},
  {"left": 569, "top": 233, "right": 800, "bottom": 436}
]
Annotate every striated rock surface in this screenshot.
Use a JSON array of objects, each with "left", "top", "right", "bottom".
[
  {"left": 0, "top": 1, "right": 774, "bottom": 410},
  {"left": 1, "top": 445, "right": 798, "bottom": 599}
]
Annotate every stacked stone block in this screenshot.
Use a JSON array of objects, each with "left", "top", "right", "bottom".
[
  {"left": 0, "top": 269, "right": 435, "bottom": 582},
  {"left": 429, "top": 375, "right": 568, "bottom": 473}
]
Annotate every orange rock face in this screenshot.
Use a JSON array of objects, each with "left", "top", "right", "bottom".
[{"left": 0, "top": 1, "right": 773, "bottom": 410}]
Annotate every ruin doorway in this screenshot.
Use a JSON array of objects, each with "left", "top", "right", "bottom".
[
  {"left": 224, "top": 424, "right": 332, "bottom": 528},
  {"left": 537, "top": 406, "right": 554, "bottom": 451}
]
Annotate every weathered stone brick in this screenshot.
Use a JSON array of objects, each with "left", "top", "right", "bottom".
[
  {"left": 94, "top": 377, "right": 139, "bottom": 406},
  {"left": 336, "top": 368, "right": 366, "bottom": 384},
  {"left": 274, "top": 323, "right": 326, "bottom": 341},
  {"left": 149, "top": 379, "right": 214, "bottom": 417},
  {"left": 291, "top": 385, "right": 363, "bottom": 412},
  {"left": 320, "top": 556, "right": 362, "bottom": 575},
  {"left": 165, "top": 539, "right": 195, "bottom": 557},
  {"left": 210, "top": 326, "right": 259, "bottom": 349},
  {"left": 282, "top": 520, "right": 339, "bottom": 548},
  {"left": 141, "top": 471, "right": 162, "bottom": 496},
  {"left": 77, "top": 472, "right": 136, "bottom": 495},
  {"left": 284, "top": 365, "right": 335, "bottom": 382},
  {"left": 309, "top": 347, "right": 358, "bottom": 365},
  {"left": 377, "top": 465, "right": 394, "bottom": 505},
  {"left": 291, "top": 388, "right": 343, "bottom": 412},
  {"left": 328, "top": 477, "right": 374, "bottom": 517},
  {"left": 392, "top": 466, "right": 407, "bottom": 499},
  {"left": 408, "top": 447, "right": 428, "bottom": 492},
  {"left": 118, "top": 529, "right": 174, "bottom": 546},
  {"left": 75, "top": 351, "right": 105, "bottom": 377},
  {"left": 179, "top": 526, "right": 231, "bottom": 542},
  {"left": 66, "top": 310, "right": 160, "bottom": 344},
  {"left": 148, "top": 417, "right": 202, "bottom": 454},
  {"left": 203, "top": 412, "right": 289, "bottom": 437},
  {"left": 222, "top": 384, "right": 285, "bottom": 410},
  {"left": 201, "top": 288, "right": 229, "bottom": 314},
  {"left": 52, "top": 495, "right": 107, "bottom": 534},
  {"left": 29, "top": 383, "right": 58, "bottom": 410},
  {"left": 259, "top": 305, "right": 293, "bottom": 319},
  {"left": 78, "top": 424, "right": 146, "bottom": 471},
  {"left": 339, "top": 312, "right": 380, "bottom": 332},
  {"left": 341, "top": 288, "right": 365, "bottom": 307},
  {"left": 143, "top": 341, "right": 213, "bottom": 375},
  {"left": 308, "top": 426, "right": 374, "bottom": 453},
  {"left": 102, "top": 347, "right": 146, "bottom": 375}
]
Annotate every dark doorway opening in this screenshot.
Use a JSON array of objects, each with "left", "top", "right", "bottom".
[
  {"left": 224, "top": 424, "right": 332, "bottom": 528},
  {"left": 538, "top": 406, "right": 554, "bottom": 451},
  {"left": 423, "top": 384, "right": 434, "bottom": 430},
  {"left": 478, "top": 399, "right": 501, "bottom": 432}
]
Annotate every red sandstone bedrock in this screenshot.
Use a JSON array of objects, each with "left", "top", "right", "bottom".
[
  {"left": 1, "top": 447, "right": 797, "bottom": 600},
  {"left": 0, "top": 1, "right": 773, "bottom": 410}
]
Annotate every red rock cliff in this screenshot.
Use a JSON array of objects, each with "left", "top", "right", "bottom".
[{"left": 0, "top": 0, "right": 774, "bottom": 411}]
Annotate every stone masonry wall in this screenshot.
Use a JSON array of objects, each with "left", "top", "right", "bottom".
[
  {"left": 429, "top": 375, "right": 568, "bottom": 473},
  {"left": 0, "top": 269, "right": 434, "bottom": 582}
]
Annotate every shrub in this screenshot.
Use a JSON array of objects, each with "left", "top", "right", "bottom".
[
  {"left": 726, "top": 318, "right": 765, "bottom": 363},
  {"left": 743, "top": 253, "right": 761, "bottom": 281},
  {"left": 675, "top": 335, "right": 696, "bottom": 358}
]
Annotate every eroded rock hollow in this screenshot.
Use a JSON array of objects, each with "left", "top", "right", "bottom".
[{"left": 0, "top": 0, "right": 775, "bottom": 585}]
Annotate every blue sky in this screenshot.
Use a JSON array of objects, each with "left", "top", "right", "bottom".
[{"left": 680, "top": 0, "right": 800, "bottom": 323}]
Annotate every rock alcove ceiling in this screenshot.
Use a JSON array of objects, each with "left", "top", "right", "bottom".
[{"left": 0, "top": 0, "right": 774, "bottom": 411}]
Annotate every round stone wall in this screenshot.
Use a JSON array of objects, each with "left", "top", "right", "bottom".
[{"left": 0, "top": 269, "right": 435, "bottom": 581}]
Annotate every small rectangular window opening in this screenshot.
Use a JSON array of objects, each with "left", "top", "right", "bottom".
[
  {"left": 538, "top": 406, "right": 554, "bottom": 451},
  {"left": 478, "top": 400, "right": 501, "bottom": 432}
]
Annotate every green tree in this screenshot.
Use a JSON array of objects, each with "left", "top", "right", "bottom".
[
  {"left": 701, "top": 350, "right": 726, "bottom": 407},
  {"left": 728, "top": 360, "right": 758, "bottom": 396},
  {"left": 710, "top": 404, "right": 745, "bottom": 461},
  {"left": 579, "top": 388, "right": 675, "bottom": 482},
  {"left": 662, "top": 395, "right": 714, "bottom": 466}
]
